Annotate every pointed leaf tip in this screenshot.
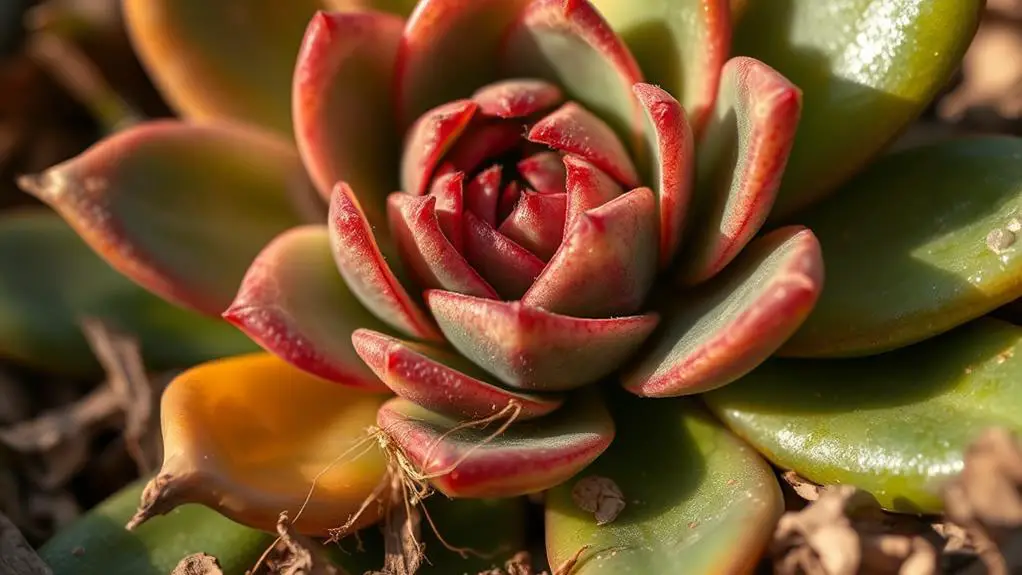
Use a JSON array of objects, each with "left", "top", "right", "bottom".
[
  {"left": 152, "top": 353, "right": 388, "bottom": 535},
  {"left": 224, "top": 225, "right": 391, "bottom": 391},
  {"left": 19, "top": 120, "right": 306, "bottom": 315}
]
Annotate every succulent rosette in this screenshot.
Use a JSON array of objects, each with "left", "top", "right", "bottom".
[{"left": 17, "top": 0, "right": 1022, "bottom": 572}]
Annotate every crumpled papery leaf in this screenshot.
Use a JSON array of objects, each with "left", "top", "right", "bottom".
[
  {"left": 943, "top": 428, "right": 1022, "bottom": 575},
  {"left": 771, "top": 486, "right": 939, "bottom": 575}
]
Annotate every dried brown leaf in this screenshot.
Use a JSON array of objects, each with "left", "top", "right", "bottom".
[
  {"left": 943, "top": 427, "right": 1022, "bottom": 575},
  {"left": 366, "top": 477, "right": 423, "bottom": 575},
  {"left": 771, "top": 486, "right": 938, "bottom": 575},
  {"left": 173, "top": 553, "right": 224, "bottom": 575},
  {"left": 256, "top": 511, "right": 342, "bottom": 575}
]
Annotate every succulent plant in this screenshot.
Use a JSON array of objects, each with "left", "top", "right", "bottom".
[{"left": 19, "top": 0, "right": 1022, "bottom": 572}]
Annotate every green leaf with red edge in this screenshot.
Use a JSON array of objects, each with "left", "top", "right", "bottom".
[
  {"left": 682, "top": 56, "right": 801, "bottom": 285},
  {"left": 734, "top": 0, "right": 982, "bottom": 218},
  {"left": 706, "top": 318, "right": 1022, "bottom": 513},
  {"left": 503, "top": 0, "right": 647, "bottom": 158},
  {"left": 377, "top": 390, "right": 614, "bottom": 498},
  {"left": 426, "top": 290, "right": 659, "bottom": 391},
  {"left": 123, "top": 0, "right": 324, "bottom": 135},
  {"left": 293, "top": 10, "right": 403, "bottom": 235},
  {"left": 589, "top": 0, "right": 731, "bottom": 136},
  {"left": 626, "top": 226, "right": 822, "bottom": 398},
  {"left": 352, "top": 328, "right": 564, "bottom": 420},
  {"left": 783, "top": 137, "right": 1022, "bottom": 358},
  {"left": 396, "top": 0, "right": 530, "bottom": 126},
  {"left": 546, "top": 395, "right": 782, "bottom": 575},
  {"left": 0, "top": 209, "right": 257, "bottom": 377},
  {"left": 17, "top": 121, "right": 307, "bottom": 316},
  {"left": 224, "top": 226, "right": 392, "bottom": 391}
]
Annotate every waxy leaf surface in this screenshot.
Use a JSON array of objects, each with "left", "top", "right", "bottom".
[
  {"left": 707, "top": 319, "right": 1022, "bottom": 513},
  {"left": 785, "top": 138, "right": 1022, "bottom": 357},
  {"left": 41, "top": 479, "right": 272, "bottom": 575},
  {"left": 153, "top": 353, "right": 388, "bottom": 535},
  {"left": 0, "top": 210, "right": 257, "bottom": 376},
  {"left": 18, "top": 121, "right": 306, "bottom": 316},
  {"left": 123, "top": 0, "right": 322, "bottom": 135},
  {"left": 734, "top": 0, "right": 982, "bottom": 217},
  {"left": 546, "top": 396, "right": 782, "bottom": 575}
]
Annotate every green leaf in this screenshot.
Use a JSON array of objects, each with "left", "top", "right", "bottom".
[
  {"left": 784, "top": 137, "right": 1022, "bottom": 357},
  {"left": 19, "top": 121, "right": 307, "bottom": 316},
  {"left": 735, "top": 0, "right": 982, "bottom": 217},
  {"left": 40, "top": 478, "right": 273, "bottom": 575},
  {"left": 122, "top": 0, "right": 325, "bottom": 135},
  {"left": 546, "top": 395, "right": 782, "bottom": 575},
  {"left": 325, "top": 497, "right": 529, "bottom": 574},
  {"left": 706, "top": 318, "right": 1022, "bottom": 513},
  {"left": 0, "top": 209, "right": 257, "bottom": 376}
]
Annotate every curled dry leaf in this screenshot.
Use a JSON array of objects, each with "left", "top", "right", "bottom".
[
  {"left": 571, "top": 476, "right": 625, "bottom": 525},
  {"left": 172, "top": 552, "right": 223, "bottom": 575},
  {"left": 365, "top": 476, "right": 423, "bottom": 575},
  {"left": 771, "top": 485, "right": 939, "bottom": 575},
  {"left": 942, "top": 427, "right": 1022, "bottom": 575}
]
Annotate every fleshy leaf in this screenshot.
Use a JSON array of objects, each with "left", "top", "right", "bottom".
[
  {"left": 444, "top": 122, "right": 522, "bottom": 175},
  {"left": 562, "top": 154, "right": 623, "bottom": 230},
  {"left": 502, "top": 0, "right": 646, "bottom": 157},
  {"left": 523, "top": 187, "right": 658, "bottom": 318},
  {"left": 0, "top": 209, "right": 258, "bottom": 376},
  {"left": 706, "top": 319, "right": 1022, "bottom": 513},
  {"left": 625, "top": 226, "right": 823, "bottom": 398},
  {"left": 329, "top": 185, "right": 442, "bottom": 341},
  {"left": 463, "top": 212, "right": 547, "bottom": 299},
  {"left": 122, "top": 0, "right": 321, "bottom": 135},
  {"left": 472, "top": 78, "right": 564, "bottom": 118},
  {"left": 144, "top": 353, "right": 388, "bottom": 535},
  {"left": 428, "top": 170, "right": 466, "bottom": 251},
  {"left": 498, "top": 191, "right": 567, "bottom": 261},
  {"left": 528, "top": 102, "right": 640, "bottom": 188},
  {"left": 734, "top": 0, "right": 982, "bottom": 217},
  {"left": 40, "top": 478, "right": 273, "bottom": 575},
  {"left": 224, "top": 226, "right": 391, "bottom": 390},
  {"left": 293, "top": 10, "right": 403, "bottom": 234},
  {"left": 17, "top": 121, "right": 306, "bottom": 315},
  {"left": 396, "top": 0, "right": 530, "bottom": 126},
  {"left": 683, "top": 57, "right": 801, "bottom": 284},
  {"left": 633, "top": 83, "right": 693, "bottom": 269},
  {"left": 546, "top": 396, "right": 781, "bottom": 575},
  {"left": 466, "top": 165, "right": 503, "bottom": 226},
  {"left": 377, "top": 391, "right": 614, "bottom": 497},
  {"left": 352, "top": 329, "right": 564, "bottom": 420},
  {"left": 518, "top": 151, "right": 568, "bottom": 194},
  {"left": 784, "top": 138, "right": 1022, "bottom": 357},
  {"left": 400, "top": 99, "right": 477, "bottom": 196},
  {"left": 427, "top": 290, "right": 659, "bottom": 391},
  {"left": 387, "top": 193, "right": 498, "bottom": 298},
  {"left": 589, "top": 0, "right": 730, "bottom": 135}
]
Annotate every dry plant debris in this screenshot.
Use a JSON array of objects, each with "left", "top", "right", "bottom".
[
  {"left": 783, "top": 471, "right": 824, "bottom": 503},
  {"left": 771, "top": 486, "right": 938, "bottom": 575},
  {"left": 943, "top": 427, "right": 1022, "bottom": 575},
  {"left": 476, "top": 547, "right": 589, "bottom": 575},
  {"left": 571, "top": 476, "right": 625, "bottom": 525},
  {"left": 254, "top": 512, "right": 342, "bottom": 575},
  {"left": 173, "top": 553, "right": 224, "bottom": 575}
]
